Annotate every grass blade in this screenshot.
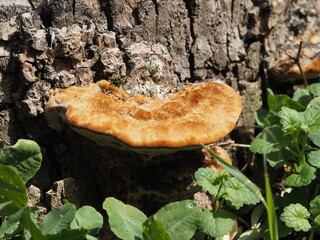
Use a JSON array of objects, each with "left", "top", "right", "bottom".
[
  {"left": 263, "top": 133, "right": 279, "bottom": 240},
  {"left": 264, "top": 169, "right": 278, "bottom": 240}
]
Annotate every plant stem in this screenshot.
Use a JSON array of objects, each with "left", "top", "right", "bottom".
[
  {"left": 284, "top": 147, "right": 299, "bottom": 157},
  {"left": 214, "top": 141, "right": 251, "bottom": 148},
  {"left": 213, "top": 180, "right": 224, "bottom": 212},
  {"left": 263, "top": 139, "right": 279, "bottom": 240},
  {"left": 281, "top": 39, "right": 309, "bottom": 87},
  {"left": 308, "top": 229, "right": 315, "bottom": 240},
  {"left": 298, "top": 134, "right": 308, "bottom": 164},
  {"left": 293, "top": 141, "right": 301, "bottom": 155},
  {"left": 217, "top": 198, "right": 225, "bottom": 212}
]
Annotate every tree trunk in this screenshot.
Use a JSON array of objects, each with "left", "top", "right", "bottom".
[{"left": 1, "top": 0, "right": 319, "bottom": 238}]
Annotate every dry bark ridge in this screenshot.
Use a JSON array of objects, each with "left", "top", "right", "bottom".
[{"left": 45, "top": 80, "right": 242, "bottom": 154}]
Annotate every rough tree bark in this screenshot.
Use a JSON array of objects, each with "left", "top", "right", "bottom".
[{"left": 1, "top": 0, "right": 320, "bottom": 238}]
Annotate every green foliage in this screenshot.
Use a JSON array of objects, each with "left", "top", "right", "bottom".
[
  {"left": 21, "top": 207, "right": 45, "bottom": 240},
  {"left": 142, "top": 216, "right": 171, "bottom": 240},
  {"left": 0, "top": 139, "right": 103, "bottom": 240},
  {"left": 0, "top": 139, "right": 42, "bottom": 183},
  {"left": 194, "top": 168, "right": 228, "bottom": 196},
  {"left": 0, "top": 201, "right": 102, "bottom": 240},
  {"left": 280, "top": 204, "right": 311, "bottom": 232},
  {"left": 103, "top": 152, "right": 264, "bottom": 240},
  {"left": 40, "top": 204, "right": 76, "bottom": 235},
  {"left": 309, "top": 130, "right": 320, "bottom": 147},
  {"left": 249, "top": 126, "right": 291, "bottom": 154},
  {"left": 307, "top": 83, "right": 320, "bottom": 96},
  {"left": 195, "top": 168, "right": 259, "bottom": 210},
  {"left": 224, "top": 177, "right": 260, "bottom": 209},
  {"left": 103, "top": 197, "right": 147, "bottom": 240},
  {"left": 70, "top": 206, "right": 103, "bottom": 236},
  {"left": 199, "top": 210, "right": 235, "bottom": 238},
  {"left": 153, "top": 200, "right": 201, "bottom": 240},
  {"left": 0, "top": 139, "right": 42, "bottom": 216},
  {"left": 104, "top": 198, "right": 205, "bottom": 240},
  {"left": 201, "top": 146, "right": 265, "bottom": 206},
  {"left": 0, "top": 163, "right": 28, "bottom": 216},
  {"left": 250, "top": 83, "right": 320, "bottom": 239},
  {"left": 292, "top": 88, "right": 312, "bottom": 106},
  {"left": 284, "top": 163, "right": 316, "bottom": 187},
  {"left": 46, "top": 229, "right": 88, "bottom": 240},
  {"left": 310, "top": 196, "right": 320, "bottom": 228},
  {"left": 0, "top": 209, "right": 24, "bottom": 238},
  {"left": 278, "top": 107, "right": 302, "bottom": 134}
]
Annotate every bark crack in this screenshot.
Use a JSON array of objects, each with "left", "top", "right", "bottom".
[
  {"left": 27, "top": 0, "right": 35, "bottom": 10},
  {"left": 101, "top": 0, "right": 114, "bottom": 31},
  {"left": 72, "top": 0, "right": 76, "bottom": 17},
  {"left": 151, "top": 0, "right": 159, "bottom": 16},
  {"left": 183, "top": 0, "right": 195, "bottom": 81},
  {"left": 231, "top": 0, "right": 235, "bottom": 21}
]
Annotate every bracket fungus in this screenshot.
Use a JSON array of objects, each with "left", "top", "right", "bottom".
[
  {"left": 270, "top": 35, "right": 320, "bottom": 82},
  {"left": 45, "top": 80, "right": 242, "bottom": 155}
]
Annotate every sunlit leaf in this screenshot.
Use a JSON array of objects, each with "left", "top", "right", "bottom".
[
  {"left": 280, "top": 204, "right": 311, "bottom": 232},
  {"left": 103, "top": 197, "right": 146, "bottom": 240},
  {"left": 278, "top": 107, "right": 302, "bottom": 134},
  {"left": 285, "top": 163, "right": 316, "bottom": 187},
  {"left": 224, "top": 178, "right": 260, "bottom": 209},
  {"left": 153, "top": 200, "right": 201, "bottom": 240}
]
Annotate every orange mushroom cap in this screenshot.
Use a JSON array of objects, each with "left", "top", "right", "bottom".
[
  {"left": 271, "top": 35, "right": 320, "bottom": 81},
  {"left": 45, "top": 80, "right": 242, "bottom": 154}
]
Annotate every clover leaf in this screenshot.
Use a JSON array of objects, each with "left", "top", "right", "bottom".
[
  {"left": 280, "top": 203, "right": 311, "bottom": 232},
  {"left": 224, "top": 178, "right": 260, "bottom": 209},
  {"left": 285, "top": 163, "right": 316, "bottom": 187},
  {"left": 250, "top": 126, "right": 291, "bottom": 154}
]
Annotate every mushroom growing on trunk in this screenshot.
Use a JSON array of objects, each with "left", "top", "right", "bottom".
[{"left": 45, "top": 80, "right": 242, "bottom": 156}]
